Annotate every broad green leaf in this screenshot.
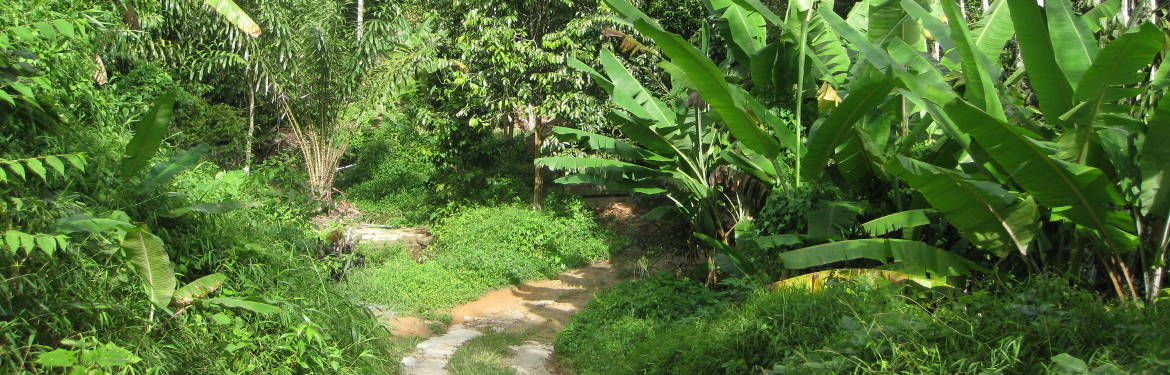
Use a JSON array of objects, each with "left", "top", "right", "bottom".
[
  {"left": 598, "top": 49, "right": 675, "bottom": 126},
  {"left": 1141, "top": 94, "right": 1170, "bottom": 217},
  {"left": 861, "top": 209, "right": 935, "bottom": 236},
  {"left": 164, "top": 201, "right": 246, "bottom": 218},
  {"left": 121, "top": 225, "right": 176, "bottom": 309},
  {"left": 887, "top": 156, "right": 1040, "bottom": 256},
  {"left": 535, "top": 156, "right": 663, "bottom": 179},
  {"left": 778, "top": 268, "right": 949, "bottom": 290},
  {"left": 945, "top": 100, "right": 1137, "bottom": 252},
  {"left": 1080, "top": 0, "right": 1120, "bottom": 33},
  {"left": 802, "top": 78, "right": 895, "bottom": 182},
  {"left": 1047, "top": 0, "right": 1097, "bottom": 87},
  {"left": 173, "top": 273, "right": 227, "bottom": 304},
  {"left": 806, "top": 201, "right": 864, "bottom": 240},
  {"left": 51, "top": 20, "right": 75, "bottom": 38},
  {"left": 721, "top": 2, "right": 766, "bottom": 54},
  {"left": 203, "top": 0, "right": 262, "bottom": 37},
  {"left": 1074, "top": 24, "right": 1164, "bottom": 108},
  {"left": 122, "top": 91, "right": 176, "bottom": 177},
  {"left": 694, "top": 232, "right": 768, "bottom": 284},
  {"left": 566, "top": 56, "right": 614, "bottom": 93},
  {"left": 555, "top": 174, "right": 668, "bottom": 194},
  {"left": 138, "top": 144, "right": 209, "bottom": 193},
  {"left": 34, "top": 349, "right": 77, "bottom": 367},
  {"left": 971, "top": 0, "right": 1015, "bottom": 62},
  {"left": 605, "top": 0, "right": 781, "bottom": 158},
  {"left": 817, "top": 6, "right": 896, "bottom": 70},
  {"left": 35, "top": 235, "right": 57, "bottom": 255},
  {"left": 18, "top": 232, "right": 35, "bottom": 253},
  {"left": 1007, "top": 0, "right": 1074, "bottom": 125},
  {"left": 606, "top": 111, "right": 677, "bottom": 157},
  {"left": 778, "top": 239, "right": 989, "bottom": 276},
  {"left": 43, "top": 156, "right": 65, "bottom": 176},
  {"left": 55, "top": 214, "right": 135, "bottom": 233},
  {"left": 940, "top": 0, "right": 1005, "bottom": 120},
  {"left": 82, "top": 343, "right": 141, "bottom": 367},
  {"left": 869, "top": 0, "right": 923, "bottom": 48},
  {"left": 64, "top": 154, "right": 85, "bottom": 172},
  {"left": 5, "top": 230, "right": 22, "bottom": 254},
  {"left": 206, "top": 297, "right": 281, "bottom": 314},
  {"left": 24, "top": 158, "right": 47, "bottom": 181}
]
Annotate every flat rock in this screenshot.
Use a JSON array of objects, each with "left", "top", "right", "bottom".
[{"left": 400, "top": 324, "right": 482, "bottom": 375}]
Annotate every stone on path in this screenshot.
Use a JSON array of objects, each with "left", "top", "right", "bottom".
[
  {"left": 508, "top": 341, "right": 554, "bottom": 375},
  {"left": 400, "top": 324, "right": 482, "bottom": 375}
]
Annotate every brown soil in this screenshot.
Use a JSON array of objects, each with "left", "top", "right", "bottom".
[
  {"left": 385, "top": 316, "right": 433, "bottom": 337},
  {"left": 451, "top": 261, "right": 620, "bottom": 336}
]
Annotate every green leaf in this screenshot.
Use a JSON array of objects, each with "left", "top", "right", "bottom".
[
  {"left": 1141, "top": 94, "right": 1170, "bottom": 217},
  {"left": 5, "top": 162, "right": 23, "bottom": 180},
  {"left": 122, "top": 91, "right": 176, "bottom": 177},
  {"left": 138, "top": 144, "right": 209, "bottom": 193},
  {"left": 806, "top": 201, "right": 864, "bottom": 240},
  {"left": 82, "top": 343, "right": 141, "bottom": 367},
  {"left": 173, "top": 273, "right": 227, "bottom": 304},
  {"left": 778, "top": 239, "right": 990, "bottom": 276},
  {"left": 24, "top": 158, "right": 47, "bottom": 181},
  {"left": 4, "top": 230, "right": 22, "bottom": 254},
  {"left": 1074, "top": 24, "right": 1165, "bottom": 111},
  {"left": 1007, "top": 0, "right": 1074, "bottom": 125},
  {"left": 599, "top": 49, "right": 676, "bottom": 127},
  {"left": 206, "top": 297, "right": 281, "bottom": 314},
  {"left": 605, "top": 0, "right": 781, "bottom": 158},
  {"left": 64, "top": 154, "right": 85, "bottom": 172},
  {"left": 554, "top": 174, "right": 667, "bottom": 194},
  {"left": 818, "top": 6, "right": 896, "bottom": 70},
  {"left": 940, "top": 0, "right": 1005, "bottom": 120},
  {"left": 868, "top": 0, "right": 923, "bottom": 48},
  {"left": 51, "top": 19, "right": 75, "bottom": 38},
  {"left": 945, "top": 100, "right": 1137, "bottom": 253},
  {"left": 55, "top": 214, "right": 135, "bottom": 233},
  {"left": 35, "top": 235, "right": 57, "bottom": 255},
  {"left": 1080, "top": 0, "right": 1120, "bottom": 33},
  {"left": 802, "top": 78, "right": 895, "bottom": 182},
  {"left": 166, "top": 201, "right": 246, "bottom": 218},
  {"left": 44, "top": 156, "right": 65, "bottom": 176},
  {"left": 971, "top": 0, "right": 1015, "bottom": 62},
  {"left": 1047, "top": 0, "right": 1098, "bottom": 88},
  {"left": 887, "top": 156, "right": 1040, "bottom": 256},
  {"left": 34, "top": 349, "right": 77, "bottom": 367},
  {"left": 121, "top": 225, "right": 176, "bottom": 309},
  {"left": 566, "top": 56, "right": 614, "bottom": 93},
  {"left": 203, "top": 0, "right": 262, "bottom": 37},
  {"left": 536, "top": 156, "right": 664, "bottom": 180},
  {"left": 861, "top": 209, "right": 935, "bottom": 236}
]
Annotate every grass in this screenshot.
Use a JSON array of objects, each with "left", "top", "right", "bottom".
[
  {"left": 447, "top": 330, "right": 527, "bottom": 375},
  {"left": 555, "top": 275, "right": 1170, "bottom": 374},
  {"left": 339, "top": 197, "right": 622, "bottom": 317}
]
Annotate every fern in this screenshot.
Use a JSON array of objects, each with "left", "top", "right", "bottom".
[{"left": 0, "top": 153, "right": 86, "bottom": 183}]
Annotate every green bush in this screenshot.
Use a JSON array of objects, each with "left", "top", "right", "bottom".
[
  {"left": 556, "top": 277, "right": 1170, "bottom": 374},
  {"left": 341, "top": 197, "right": 620, "bottom": 315}
]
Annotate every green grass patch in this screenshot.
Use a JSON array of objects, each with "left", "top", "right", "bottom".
[
  {"left": 556, "top": 276, "right": 1170, "bottom": 374},
  {"left": 340, "top": 198, "right": 621, "bottom": 316}
]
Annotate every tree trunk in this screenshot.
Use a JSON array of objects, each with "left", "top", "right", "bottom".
[
  {"left": 356, "top": 0, "right": 365, "bottom": 41},
  {"left": 531, "top": 108, "right": 545, "bottom": 210},
  {"left": 244, "top": 86, "right": 255, "bottom": 174}
]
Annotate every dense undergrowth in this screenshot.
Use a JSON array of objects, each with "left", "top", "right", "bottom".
[
  {"left": 340, "top": 195, "right": 622, "bottom": 317},
  {"left": 557, "top": 276, "right": 1170, "bottom": 374}
]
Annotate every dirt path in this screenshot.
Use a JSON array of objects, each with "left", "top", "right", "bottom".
[{"left": 398, "top": 261, "right": 619, "bottom": 375}]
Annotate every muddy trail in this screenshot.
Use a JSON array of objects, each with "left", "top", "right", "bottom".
[{"left": 395, "top": 261, "right": 620, "bottom": 375}]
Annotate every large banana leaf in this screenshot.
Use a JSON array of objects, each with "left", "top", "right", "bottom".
[
  {"left": 1046, "top": 0, "right": 1097, "bottom": 88},
  {"left": 604, "top": 0, "right": 781, "bottom": 158},
  {"left": 555, "top": 174, "right": 668, "bottom": 194},
  {"left": 940, "top": 0, "right": 1005, "bottom": 120},
  {"left": 1073, "top": 24, "right": 1165, "bottom": 119},
  {"left": 1080, "top": 0, "right": 1120, "bottom": 33},
  {"left": 535, "top": 156, "right": 664, "bottom": 179},
  {"left": 599, "top": 49, "right": 676, "bottom": 127},
  {"left": 717, "top": 0, "right": 766, "bottom": 56},
  {"left": 204, "top": 0, "right": 261, "bottom": 37},
  {"left": 971, "top": 0, "right": 1015, "bottom": 62},
  {"left": 1006, "top": 0, "right": 1074, "bottom": 125},
  {"left": 1141, "top": 94, "right": 1170, "bottom": 217},
  {"left": 122, "top": 225, "right": 175, "bottom": 309},
  {"left": 861, "top": 209, "right": 935, "bottom": 236},
  {"left": 551, "top": 126, "right": 659, "bottom": 161},
  {"left": 730, "top": 0, "right": 848, "bottom": 85},
  {"left": 606, "top": 111, "right": 678, "bottom": 157},
  {"left": 173, "top": 273, "right": 226, "bottom": 305},
  {"left": 778, "top": 239, "right": 989, "bottom": 277},
  {"left": 868, "top": 0, "right": 923, "bottom": 48},
  {"left": 887, "top": 156, "right": 1040, "bottom": 256},
  {"left": 801, "top": 78, "right": 895, "bottom": 182},
  {"left": 567, "top": 56, "right": 615, "bottom": 94},
  {"left": 121, "top": 92, "right": 176, "bottom": 177},
  {"left": 777, "top": 268, "right": 950, "bottom": 290},
  {"left": 817, "top": 6, "right": 896, "bottom": 70},
  {"left": 138, "top": 144, "right": 209, "bottom": 193},
  {"left": 944, "top": 100, "right": 1138, "bottom": 252}
]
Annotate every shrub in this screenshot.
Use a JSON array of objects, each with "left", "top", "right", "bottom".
[{"left": 555, "top": 277, "right": 1170, "bottom": 374}]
